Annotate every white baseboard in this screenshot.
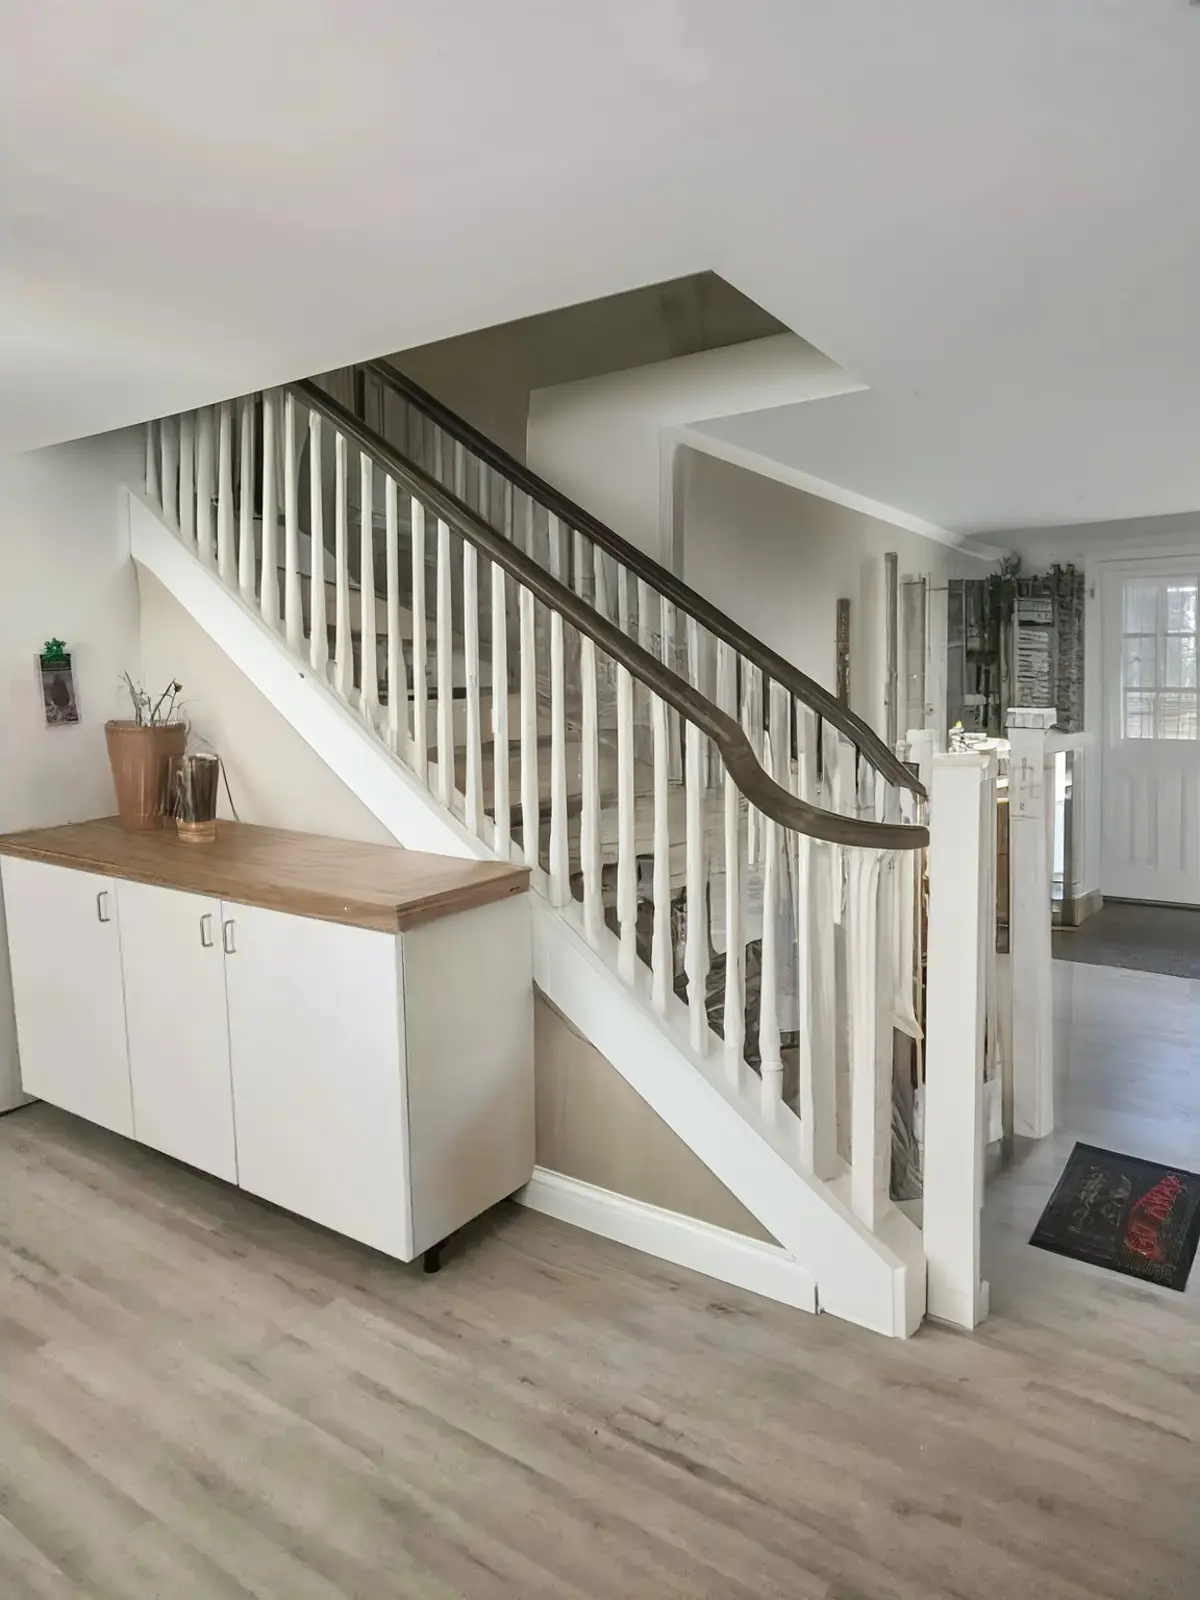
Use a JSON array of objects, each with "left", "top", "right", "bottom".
[{"left": 515, "top": 1167, "right": 817, "bottom": 1313}]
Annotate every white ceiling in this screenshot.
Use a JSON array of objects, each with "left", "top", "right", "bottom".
[{"left": 6, "top": 0, "right": 1200, "bottom": 539}]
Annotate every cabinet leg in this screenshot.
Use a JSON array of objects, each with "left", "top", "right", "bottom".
[{"left": 423, "top": 1243, "right": 443, "bottom": 1275}]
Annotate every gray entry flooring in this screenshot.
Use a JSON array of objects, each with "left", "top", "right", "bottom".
[
  {"left": 1053, "top": 899, "right": 1200, "bottom": 980},
  {"left": 1, "top": 1091, "right": 1198, "bottom": 1598}
]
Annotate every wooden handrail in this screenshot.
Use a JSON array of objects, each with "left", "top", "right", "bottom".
[
  {"left": 293, "top": 380, "right": 927, "bottom": 852},
  {"left": 361, "top": 358, "right": 924, "bottom": 800}
]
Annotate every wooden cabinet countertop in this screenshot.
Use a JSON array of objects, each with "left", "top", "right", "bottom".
[{"left": 0, "top": 819, "right": 529, "bottom": 934}]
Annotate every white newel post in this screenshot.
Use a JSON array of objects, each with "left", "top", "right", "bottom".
[
  {"left": 1007, "top": 707, "right": 1057, "bottom": 1140},
  {"left": 924, "top": 751, "right": 993, "bottom": 1330}
]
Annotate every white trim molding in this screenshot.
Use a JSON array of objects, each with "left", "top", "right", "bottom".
[
  {"left": 516, "top": 1168, "right": 818, "bottom": 1313},
  {"left": 672, "top": 426, "right": 1002, "bottom": 559}
]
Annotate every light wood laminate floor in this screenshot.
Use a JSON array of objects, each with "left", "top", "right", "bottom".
[{"left": 2, "top": 959, "right": 1199, "bottom": 1599}]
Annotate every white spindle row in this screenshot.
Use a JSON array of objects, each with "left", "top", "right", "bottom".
[{"left": 145, "top": 395, "right": 923, "bottom": 1249}]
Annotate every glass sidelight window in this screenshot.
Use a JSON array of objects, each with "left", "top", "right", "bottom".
[{"left": 1122, "top": 579, "right": 1198, "bottom": 740}]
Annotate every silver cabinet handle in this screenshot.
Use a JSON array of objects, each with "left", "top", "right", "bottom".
[
  {"left": 222, "top": 918, "right": 236, "bottom": 955},
  {"left": 96, "top": 890, "right": 111, "bottom": 924},
  {"left": 200, "top": 913, "right": 214, "bottom": 948}
]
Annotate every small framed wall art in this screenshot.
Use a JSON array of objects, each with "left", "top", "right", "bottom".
[{"left": 38, "top": 639, "right": 80, "bottom": 728}]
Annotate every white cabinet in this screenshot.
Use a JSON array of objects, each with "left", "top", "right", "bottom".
[
  {"left": 0, "top": 857, "right": 134, "bottom": 1137},
  {"left": 223, "top": 902, "right": 411, "bottom": 1258},
  {"left": 0, "top": 843, "right": 534, "bottom": 1266},
  {"left": 118, "top": 881, "right": 237, "bottom": 1183}
]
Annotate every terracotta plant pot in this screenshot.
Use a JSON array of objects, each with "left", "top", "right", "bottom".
[{"left": 104, "top": 721, "right": 187, "bottom": 831}]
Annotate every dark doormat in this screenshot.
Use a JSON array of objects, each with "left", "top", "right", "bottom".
[{"left": 1030, "top": 1143, "right": 1200, "bottom": 1291}]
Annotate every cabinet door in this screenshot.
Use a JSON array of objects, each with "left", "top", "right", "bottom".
[
  {"left": 0, "top": 857, "right": 133, "bottom": 1135},
  {"left": 118, "top": 881, "right": 237, "bottom": 1182},
  {"left": 222, "top": 903, "right": 411, "bottom": 1258}
]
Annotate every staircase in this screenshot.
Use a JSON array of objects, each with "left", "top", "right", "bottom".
[{"left": 133, "top": 370, "right": 935, "bottom": 1336}]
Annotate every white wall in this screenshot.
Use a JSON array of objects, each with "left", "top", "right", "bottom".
[
  {"left": 138, "top": 570, "right": 395, "bottom": 843},
  {"left": 0, "top": 428, "right": 143, "bottom": 1109},
  {"left": 527, "top": 335, "right": 862, "bottom": 568},
  {"left": 682, "top": 447, "right": 982, "bottom": 737}
]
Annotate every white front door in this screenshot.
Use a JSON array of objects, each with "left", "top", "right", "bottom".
[{"left": 1101, "top": 564, "right": 1200, "bottom": 904}]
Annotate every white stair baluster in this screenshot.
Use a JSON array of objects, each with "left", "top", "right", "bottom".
[
  {"left": 463, "top": 540, "right": 483, "bottom": 835},
  {"left": 795, "top": 705, "right": 836, "bottom": 1176},
  {"left": 216, "top": 402, "right": 234, "bottom": 587},
  {"left": 410, "top": 498, "right": 428, "bottom": 782},
  {"left": 847, "top": 848, "right": 888, "bottom": 1230},
  {"left": 145, "top": 420, "right": 160, "bottom": 505},
  {"left": 826, "top": 725, "right": 850, "bottom": 925},
  {"left": 637, "top": 578, "right": 653, "bottom": 656},
  {"left": 810, "top": 836, "right": 840, "bottom": 1176},
  {"left": 196, "top": 406, "right": 215, "bottom": 567},
  {"left": 759, "top": 684, "right": 787, "bottom": 1111},
  {"left": 260, "top": 394, "right": 279, "bottom": 628},
  {"left": 617, "top": 563, "right": 630, "bottom": 639},
  {"left": 593, "top": 545, "right": 608, "bottom": 621},
  {"left": 723, "top": 755, "right": 745, "bottom": 1082},
  {"left": 238, "top": 399, "right": 255, "bottom": 604},
  {"left": 332, "top": 433, "right": 352, "bottom": 700},
  {"left": 685, "top": 718, "right": 709, "bottom": 1055},
  {"left": 491, "top": 561, "right": 511, "bottom": 858},
  {"left": 580, "top": 634, "right": 603, "bottom": 945},
  {"left": 359, "top": 454, "right": 378, "bottom": 722},
  {"left": 453, "top": 439, "right": 465, "bottom": 500},
  {"left": 159, "top": 416, "right": 178, "bottom": 526},
  {"left": 741, "top": 661, "right": 762, "bottom": 864},
  {"left": 715, "top": 637, "right": 736, "bottom": 789},
  {"left": 616, "top": 662, "right": 636, "bottom": 983},
  {"left": 651, "top": 691, "right": 671, "bottom": 1015},
  {"left": 435, "top": 517, "right": 453, "bottom": 806},
  {"left": 503, "top": 479, "right": 514, "bottom": 543},
  {"left": 283, "top": 396, "right": 302, "bottom": 647},
  {"left": 179, "top": 411, "right": 196, "bottom": 548},
  {"left": 308, "top": 413, "right": 328, "bottom": 676},
  {"left": 662, "top": 596, "right": 683, "bottom": 782},
  {"left": 547, "top": 515, "right": 569, "bottom": 906},
  {"left": 519, "top": 582, "right": 540, "bottom": 872},
  {"left": 384, "top": 475, "right": 405, "bottom": 752}
]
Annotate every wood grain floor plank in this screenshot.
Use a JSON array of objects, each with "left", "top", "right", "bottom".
[{"left": 1, "top": 1022, "right": 1199, "bottom": 1600}]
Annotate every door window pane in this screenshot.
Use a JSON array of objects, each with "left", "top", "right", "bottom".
[
  {"left": 1124, "top": 636, "right": 1156, "bottom": 689},
  {"left": 1166, "top": 583, "right": 1197, "bottom": 636},
  {"left": 1164, "top": 634, "right": 1197, "bottom": 690},
  {"left": 1124, "top": 582, "right": 1159, "bottom": 635},
  {"left": 1124, "top": 691, "right": 1155, "bottom": 740},
  {"left": 1159, "top": 693, "right": 1198, "bottom": 741},
  {"left": 1121, "top": 578, "right": 1199, "bottom": 741}
]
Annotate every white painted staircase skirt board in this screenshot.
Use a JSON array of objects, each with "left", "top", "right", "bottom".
[
  {"left": 128, "top": 482, "right": 923, "bottom": 1338},
  {"left": 516, "top": 1169, "right": 817, "bottom": 1313}
]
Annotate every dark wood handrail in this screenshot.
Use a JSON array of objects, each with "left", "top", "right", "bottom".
[
  {"left": 293, "top": 380, "right": 927, "bottom": 852},
  {"left": 361, "top": 358, "right": 924, "bottom": 800}
]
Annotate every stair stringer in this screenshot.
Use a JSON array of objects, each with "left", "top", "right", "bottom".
[{"left": 128, "top": 486, "right": 924, "bottom": 1338}]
